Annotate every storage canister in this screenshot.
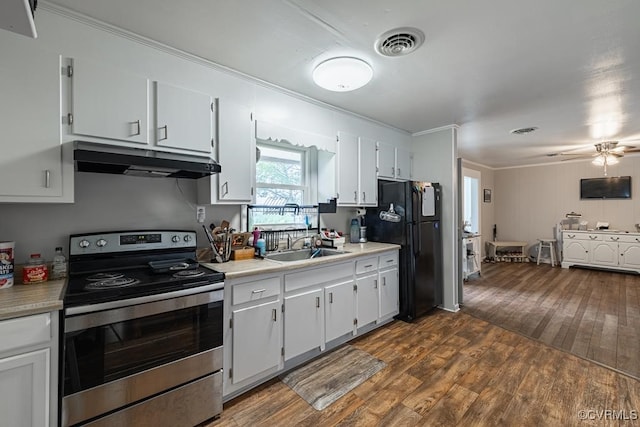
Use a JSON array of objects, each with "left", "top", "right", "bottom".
[
  {"left": 23, "top": 253, "right": 49, "bottom": 284},
  {"left": 0, "top": 241, "right": 15, "bottom": 289}
]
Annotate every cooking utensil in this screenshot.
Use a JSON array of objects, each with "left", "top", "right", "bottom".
[{"left": 203, "top": 224, "right": 223, "bottom": 263}]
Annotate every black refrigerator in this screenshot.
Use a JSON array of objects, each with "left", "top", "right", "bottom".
[{"left": 365, "top": 180, "right": 443, "bottom": 321}]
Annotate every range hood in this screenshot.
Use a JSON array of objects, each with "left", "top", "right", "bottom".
[{"left": 73, "top": 142, "right": 221, "bottom": 179}]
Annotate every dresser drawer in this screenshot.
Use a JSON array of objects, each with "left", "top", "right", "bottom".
[{"left": 232, "top": 276, "right": 281, "bottom": 305}]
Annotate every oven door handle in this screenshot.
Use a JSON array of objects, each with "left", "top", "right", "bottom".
[{"left": 65, "top": 284, "right": 223, "bottom": 333}]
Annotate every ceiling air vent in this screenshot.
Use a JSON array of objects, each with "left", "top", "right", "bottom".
[
  {"left": 510, "top": 127, "right": 538, "bottom": 135},
  {"left": 375, "top": 27, "right": 425, "bottom": 57}
]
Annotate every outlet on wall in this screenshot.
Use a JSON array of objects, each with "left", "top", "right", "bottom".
[{"left": 196, "top": 205, "right": 206, "bottom": 223}]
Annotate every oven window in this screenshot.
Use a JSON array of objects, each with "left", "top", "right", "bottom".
[{"left": 64, "top": 300, "right": 222, "bottom": 395}]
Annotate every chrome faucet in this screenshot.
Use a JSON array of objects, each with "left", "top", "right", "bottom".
[{"left": 285, "top": 233, "right": 310, "bottom": 250}]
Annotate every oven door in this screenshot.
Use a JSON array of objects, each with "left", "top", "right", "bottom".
[{"left": 62, "top": 286, "right": 223, "bottom": 426}]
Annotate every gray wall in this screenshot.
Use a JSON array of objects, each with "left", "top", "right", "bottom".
[{"left": 0, "top": 172, "right": 241, "bottom": 264}]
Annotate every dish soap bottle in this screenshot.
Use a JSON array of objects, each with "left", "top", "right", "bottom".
[{"left": 51, "top": 247, "right": 67, "bottom": 280}]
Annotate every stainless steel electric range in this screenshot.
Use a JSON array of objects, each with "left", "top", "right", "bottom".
[{"left": 61, "top": 230, "right": 224, "bottom": 427}]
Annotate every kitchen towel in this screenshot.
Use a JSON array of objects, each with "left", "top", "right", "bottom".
[{"left": 280, "top": 345, "right": 385, "bottom": 411}]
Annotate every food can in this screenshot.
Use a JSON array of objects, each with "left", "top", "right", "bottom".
[
  {"left": 0, "top": 241, "right": 15, "bottom": 289},
  {"left": 23, "top": 253, "right": 48, "bottom": 284}
]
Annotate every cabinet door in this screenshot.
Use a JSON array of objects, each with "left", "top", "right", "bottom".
[
  {"left": 619, "top": 242, "right": 640, "bottom": 269},
  {"left": 284, "top": 289, "right": 323, "bottom": 361},
  {"left": 395, "top": 148, "right": 412, "bottom": 181},
  {"left": 589, "top": 241, "right": 618, "bottom": 267},
  {"left": 356, "top": 274, "right": 378, "bottom": 327},
  {"left": 563, "top": 240, "right": 589, "bottom": 263},
  {"left": 0, "top": 348, "right": 49, "bottom": 427},
  {"left": 231, "top": 300, "right": 281, "bottom": 384},
  {"left": 358, "top": 137, "right": 378, "bottom": 206},
  {"left": 336, "top": 131, "right": 359, "bottom": 205},
  {"left": 217, "top": 98, "right": 254, "bottom": 202},
  {"left": 155, "top": 82, "right": 213, "bottom": 153},
  {"left": 325, "top": 280, "right": 355, "bottom": 342},
  {"left": 379, "top": 268, "right": 399, "bottom": 319},
  {"left": 71, "top": 58, "right": 149, "bottom": 144},
  {"left": 0, "top": 41, "right": 63, "bottom": 198},
  {"left": 377, "top": 141, "right": 396, "bottom": 179}
]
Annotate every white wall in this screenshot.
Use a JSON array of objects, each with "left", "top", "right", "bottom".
[
  {"left": 411, "top": 127, "right": 458, "bottom": 312},
  {"left": 494, "top": 157, "right": 640, "bottom": 248}
]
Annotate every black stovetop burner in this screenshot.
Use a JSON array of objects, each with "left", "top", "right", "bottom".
[
  {"left": 64, "top": 229, "right": 225, "bottom": 308},
  {"left": 64, "top": 264, "right": 224, "bottom": 307}
]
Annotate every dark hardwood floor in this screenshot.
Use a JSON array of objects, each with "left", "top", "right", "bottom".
[
  {"left": 463, "top": 262, "right": 640, "bottom": 380},
  {"left": 207, "top": 301, "right": 640, "bottom": 426}
]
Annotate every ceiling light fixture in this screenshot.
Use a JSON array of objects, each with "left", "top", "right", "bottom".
[{"left": 312, "top": 57, "right": 373, "bottom": 92}]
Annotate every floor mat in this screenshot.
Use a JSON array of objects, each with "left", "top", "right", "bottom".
[{"left": 280, "top": 345, "right": 386, "bottom": 411}]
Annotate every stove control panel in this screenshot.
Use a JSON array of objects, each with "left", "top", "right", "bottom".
[{"left": 70, "top": 230, "right": 198, "bottom": 256}]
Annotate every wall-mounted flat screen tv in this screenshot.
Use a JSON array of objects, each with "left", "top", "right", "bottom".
[{"left": 580, "top": 176, "right": 631, "bottom": 199}]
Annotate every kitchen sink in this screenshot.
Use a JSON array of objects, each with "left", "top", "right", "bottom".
[{"left": 265, "top": 248, "right": 349, "bottom": 262}]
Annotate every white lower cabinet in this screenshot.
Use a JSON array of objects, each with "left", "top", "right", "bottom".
[
  {"left": 356, "top": 274, "right": 379, "bottom": 328},
  {"left": 379, "top": 268, "right": 399, "bottom": 320},
  {"left": 284, "top": 288, "right": 323, "bottom": 361},
  {"left": 231, "top": 299, "right": 282, "bottom": 384},
  {"left": 562, "top": 231, "right": 640, "bottom": 273},
  {"left": 325, "top": 280, "right": 356, "bottom": 342},
  {"left": 0, "top": 348, "right": 49, "bottom": 427},
  {"left": 0, "top": 312, "right": 58, "bottom": 427},
  {"left": 223, "top": 249, "right": 400, "bottom": 400}
]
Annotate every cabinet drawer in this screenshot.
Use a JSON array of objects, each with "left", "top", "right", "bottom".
[
  {"left": 563, "top": 233, "right": 590, "bottom": 240},
  {"left": 355, "top": 257, "right": 378, "bottom": 275},
  {"left": 618, "top": 235, "right": 640, "bottom": 243},
  {"left": 378, "top": 252, "right": 398, "bottom": 269},
  {"left": 0, "top": 313, "right": 51, "bottom": 354},
  {"left": 232, "top": 277, "right": 281, "bottom": 305},
  {"left": 285, "top": 261, "right": 353, "bottom": 292}
]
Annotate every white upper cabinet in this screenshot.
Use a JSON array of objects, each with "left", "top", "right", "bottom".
[
  {"left": 0, "top": 37, "right": 73, "bottom": 202},
  {"left": 198, "top": 98, "right": 255, "bottom": 204},
  {"left": 70, "top": 58, "right": 149, "bottom": 145},
  {"left": 155, "top": 82, "right": 213, "bottom": 154},
  {"left": 337, "top": 132, "right": 359, "bottom": 205},
  {"left": 377, "top": 141, "right": 412, "bottom": 181},
  {"left": 337, "top": 131, "right": 377, "bottom": 206}
]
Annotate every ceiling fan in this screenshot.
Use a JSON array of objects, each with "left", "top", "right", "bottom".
[{"left": 549, "top": 140, "right": 640, "bottom": 176}]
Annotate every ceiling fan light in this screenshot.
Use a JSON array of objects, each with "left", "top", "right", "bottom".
[
  {"left": 592, "top": 156, "right": 605, "bottom": 166},
  {"left": 312, "top": 57, "right": 373, "bottom": 92},
  {"left": 606, "top": 154, "right": 619, "bottom": 165}
]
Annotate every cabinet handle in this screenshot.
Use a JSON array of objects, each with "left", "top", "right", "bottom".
[
  {"left": 354, "top": 191, "right": 357, "bottom": 201},
  {"left": 222, "top": 182, "right": 229, "bottom": 197},
  {"left": 383, "top": 277, "right": 387, "bottom": 286},
  {"left": 365, "top": 264, "right": 373, "bottom": 268},
  {"left": 272, "top": 308, "right": 277, "bottom": 322},
  {"left": 386, "top": 259, "right": 394, "bottom": 263},
  {"left": 398, "top": 168, "right": 401, "bottom": 176},
  {"left": 636, "top": 238, "right": 640, "bottom": 243},
  {"left": 329, "top": 292, "right": 333, "bottom": 304},
  {"left": 362, "top": 192, "right": 366, "bottom": 202},
  {"left": 251, "top": 289, "right": 266, "bottom": 294},
  {"left": 374, "top": 279, "right": 378, "bottom": 289},
  {"left": 316, "top": 297, "right": 320, "bottom": 308},
  {"left": 391, "top": 167, "right": 395, "bottom": 176},
  {"left": 589, "top": 236, "right": 597, "bottom": 240},
  {"left": 611, "top": 237, "right": 619, "bottom": 242},
  {"left": 131, "top": 120, "right": 141, "bottom": 136},
  {"left": 568, "top": 234, "right": 575, "bottom": 238},
  {"left": 159, "top": 125, "right": 168, "bottom": 141},
  {"left": 44, "top": 170, "right": 51, "bottom": 188}
]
